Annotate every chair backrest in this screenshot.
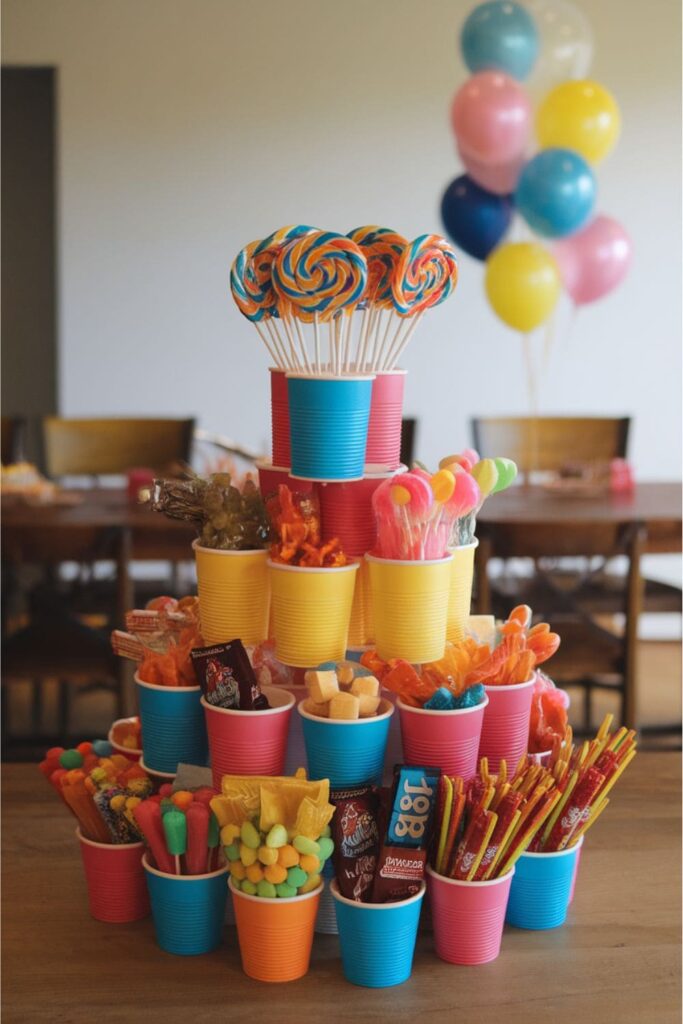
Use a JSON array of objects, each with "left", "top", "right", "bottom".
[
  {"left": 471, "top": 417, "right": 630, "bottom": 477},
  {"left": 1, "top": 416, "right": 25, "bottom": 464},
  {"left": 42, "top": 417, "right": 195, "bottom": 477}
]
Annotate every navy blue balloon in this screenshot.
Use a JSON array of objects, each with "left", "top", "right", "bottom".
[
  {"left": 461, "top": 1, "right": 539, "bottom": 81},
  {"left": 515, "top": 148, "right": 596, "bottom": 238},
  {"left": 440, "top": 175, "right": 514, "bottom": 261}
]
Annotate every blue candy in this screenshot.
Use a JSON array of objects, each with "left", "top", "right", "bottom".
[
  {"left": 453, "top": 684, "right": 486, "bottom": 709},
  {"left": 424, "top": 687, "right": 457, "bottom": 711},
  {"left": 92, "top": 739, "right": 113, "bottom": 757}
]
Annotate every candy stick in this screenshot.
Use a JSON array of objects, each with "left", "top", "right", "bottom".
[
  {"left": 590, "top": 748, "right": 637, "bottom": 814},
  {"left": 162, "top": 808, "right": 187, "bottom": 875},
  {"left": 546, "top": 767, "right": 605, "bottom": 851},
  {"left": 481, "top": 809, "right": 522, "bottom": 881},
  {"left": 466, "top": 811, "right": 498, "bottom": 881},
  {"left": 435, "top": 776, "right": 454, "bottom": 875},
  {"left": 185, "top": 802, "right": 210, "bottom": 875},
  {"left": 475, "top": 791, "right": 522, "bottom": 879},
  {"left": 498, "top": 789, "right": 562, "bottom": 874},
  {"left": 442, "top": 788, "right": 466, "bottom": 876},
  {"left": 254, "top": 321, "right": 281, "bottom": 367},
  {"left": 568, "top": 796, "right": 610, "bottom": 846},
  {"left": 207, "top": 810, "right": 221, "bottom": 871},
  {"left": 133, "top": 801, "right": 176, "bottom": 874},
  {"left": 384, "top": 310, "right": 425, "bottom": 369},
  {"left": 313, "top": 312, "right": 322, "bottom": 375},
  {"left": 61, "top": 772, "right": 111, "bottom": 844},
  {"left": 293, "top": 317, "right": 312, "bottom": 374}
]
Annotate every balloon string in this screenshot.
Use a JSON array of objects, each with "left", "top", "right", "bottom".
[
  {"left": 523, "top": 332, "right": 540, "bottom": 479},
  {"left": 542, "top": 310, "right": 556, "bottom": 378}
]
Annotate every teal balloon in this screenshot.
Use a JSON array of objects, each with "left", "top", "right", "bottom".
[
  {"left": 492, "top": 457, "right": 518, "bottom": 493},
  {"left": 515, "top": 148, "right": 596, "bottom": 238},
  {"left": 461, "top": 1, "right": 539, "bottom": 81}
]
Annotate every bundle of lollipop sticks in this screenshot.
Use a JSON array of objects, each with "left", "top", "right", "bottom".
[{"left": 229, "top": 226, "right": 458, "bottom": 375}]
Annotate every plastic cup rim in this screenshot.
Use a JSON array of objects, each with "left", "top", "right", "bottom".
[
  {"left": 142, "top": 852, "right": 229, "bottom": 881},
  {"left": 76, "top": 827, "right": 144, "bottom": 851},
  {"left": 192, "top": 539, "right": 269, "bottom": 558},
  {"left": 365, "top": 553, "right": 454, "bottom": 567},
  {"left": 139, "top": 757, "right": 176, "bottom": 780},
  {"left": 255, "top": 458, "right": 292, "bottom": 473},
  {"left": 396, "top": 693, "right": 488, "bottom": 717},
  {"left": 228, "top": 877, "right": 323, "bottom": 904},
  {"left": 297, "top": 696, "right": 394, "bottom": 725},
  {"left": 318, "top": 463, "right": 405, "bottom": 482},
  {"left": 285, "top": 371, "right": 376, "bottom": 382},
  {"left": 370, "top": 368, "right": 408, "bottom": 377},
  {"left": 426, "top": 864, "right": 515, "bottom": 888},
  {"left": 484, "top": 676, "right": 536, "bottom": 693},
  {"left": 517, "top": 836, "right": 584, "bottom": 860},
  {"left": 107, "top": 716, "right": 143, "bottom": 757},
  {"left": 267, "top": 559, "right": 359, "bottom": 575},
  {"left": 289, "top": 472, "right": 366, "bottom": 483},
  {"left": 448, "top": 539, "right": 479, "bottom": 553},
  {"left": 201, "top": 686, "right": 295, "bottom": 718},
  {"left": 330, "top": 878, "right": 425, "bottom": 909},
  {"left": 134, "top": 672, "right": 200, "bottom": 694}
]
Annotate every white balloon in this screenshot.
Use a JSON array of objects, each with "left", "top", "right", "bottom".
[{"left": 521, "top": 0, "right": 593, "bottom": 97}]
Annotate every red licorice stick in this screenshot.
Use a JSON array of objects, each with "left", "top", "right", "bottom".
[
  {"left": 133, "top": 800, "right": 176, "bottom": 873},
  {"left": 545, "top": 766, "right": 605, "bottom": 852},
  {"left": 452, "top": 808, "right": 492, "bottom": 881},
  {"left": 443, "top": 790, "right": 466, "bottom": 877},
  {"left": 61, "top": 773, "right": 111, "bottom": 843},
  {"left": 185, "top": 802, "right": 210, "bottom": 875},
  {"left": 473, "top": 791, "right": 523, "bottom": 880}
]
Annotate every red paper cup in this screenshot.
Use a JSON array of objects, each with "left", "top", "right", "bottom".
[
  {"left": 427, "top": 864, "right": 514, "bottom": 965},
  {"left": 365, "top": 371, "right": 406, "bottom": 469},
  {"left": 397, "top": 695, "right": 488, "bottom": 782},
  {"left": 318, "top": 464, "right": 400, "bottom": 557},
  {"left": 202, "top": 685, "right": 295, "bottom": 789},
  {"left": 478, "top": 679, "right": 535, "bottom": 774},
  {"left": 256, "top": 459, "right": 314, "bottom": 500},
  {"left": 270, "top": 367, "right": 291, "bottom": 466},
  {"left": 77, "top": 828, "right": 149, "bottom": 923}
]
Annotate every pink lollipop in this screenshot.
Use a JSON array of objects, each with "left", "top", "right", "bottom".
[
  {"left": 390, "top": 472, "right": 434, "bottom": 559},
  {"left": 462, "top": 448, "right": 480, "bottom": 465},
  {"left": 185, "top": 801, "right": 210, "bottom": 875},
  {"left": 133, "top": 799, "right": 175, "bottom": 874},
  {"left": 445, "top": 467, "right": 481, "bottom": 518}
]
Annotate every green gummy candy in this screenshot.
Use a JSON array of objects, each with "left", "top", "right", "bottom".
[
  {"left": 286, "top": 866, "right": 307, "bottom": 889},
  {"left": 224, "top": 843, "right": 240, "bottom": 861},
  {"left": 256, "top": 880, "right": 277, "bottom": 899},
  {"left": 162, "top": 809, "right": 187, "bottom": 856},
  {"left": 293, "top": 835, "right": 320, "bottom": 858},
  {"left": 241, "top": 820, "right": 261, "bottom": 849},
  {"left": 275, "top": 883, "right": 297, "bottom": 899},
  {"left": 59, "top": 749, "right": 83, "bottom": 769},
  {"left": 265, "top": 824, "right": 288, "bottom": 849},
  {"left": 240, "top": 880, "right": 258, "bottom": 896},
  {"left": 318, "top": 837, "right": 334, "bottom": 862}
]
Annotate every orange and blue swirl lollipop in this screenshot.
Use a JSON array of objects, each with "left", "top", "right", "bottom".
[
  {"left": 347, "top": 226, "right": 407, "bottom": 309},
  {"left": 230, "top": 239, "right": 265, "bottom": 322},
  {"left": 391, "top": 234, "right": 459, "bottom": 317},
  {"left": 272, "top": 231, "right": 368, "bottom": 322}
]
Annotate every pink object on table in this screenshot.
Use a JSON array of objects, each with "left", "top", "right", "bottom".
[
  {"left": 397, "top": 695, "right": 488, "bottom": 782},
  {"left": 478, "top": 678, "right": 535, "bottom": 774},
  {"left": 365, "top": 371, "right": 406, "bottom": 469},
  {"left": 201, "top": 686, "right": 294, "bottom": 789},
  {"left": 610, "top": 459, "right": 634, "bottom": 494},
  {"left": 427, "top": 864, "right": 513, "bottom": 965},
  {"left": 127, "top": 468, "right": 154, "bottom": 503}
]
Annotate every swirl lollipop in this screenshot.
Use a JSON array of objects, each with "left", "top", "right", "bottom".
[
  {"left": 373, "top": 471, "right": 434, "bottom": 559},
  {"left": 348, "top": 227, "right": 408, "bottom": 371}
]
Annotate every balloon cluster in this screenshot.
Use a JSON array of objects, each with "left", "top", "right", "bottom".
[{"left": 440, "top": 0, "right": 631, "bottom": 333}]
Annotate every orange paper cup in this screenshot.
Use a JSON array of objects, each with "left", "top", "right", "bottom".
[{"left": 230, "top": 878, "right": 322, "bottom": 982}]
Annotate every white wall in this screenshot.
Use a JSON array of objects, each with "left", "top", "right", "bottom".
[{"left": 3, "top": 0, "right": 681, "bottom": 481}]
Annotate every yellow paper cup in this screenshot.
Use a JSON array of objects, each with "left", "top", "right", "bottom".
[
  {"left": 366, "top": 554, "right": 453, "bottom": 664},
  {"left": 267, "top": 560, "right": 359, "bottom": 667},
  {"left": 193, "top": 542, "right": 270, "bottom": 646},
  {"left": 446, "top": 541, "right": 478, "bottom": 644},
  {"left": 347, "top": 558, "right": 375, "bottom": 648}
]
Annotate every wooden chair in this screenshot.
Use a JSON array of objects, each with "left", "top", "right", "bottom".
[
  {"left": 476, "top": 521, "right": 645, "bottom": 731},
  {"left": 42, "top": 417, "right": 195, "bottom": 477},
  {"left": 1, "top": 416, "right": 26, "bottom": 464}
]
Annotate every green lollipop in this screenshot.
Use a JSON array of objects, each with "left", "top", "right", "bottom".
[
  {"left": 492, "top": 457, "right": 518, "bottom": 494},
  {"left": 162, "top": 809, "right": 187, "bottom": 874}
]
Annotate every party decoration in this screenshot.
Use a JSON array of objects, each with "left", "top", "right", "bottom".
[
  {"left": 485, "top": 242, "right": 560, "bottom": 331},
  {"left": 515, "top": 148, "right": 596, "bottom": 238},
  {"left": 450, "top": 71, "right": 532, "bottom": 166},
  {"left": 461, "top": 1, "right": 539, "bottom": 81},
  {"left": 553, "top": 214, "right": 632, "bottom": 306},
  {"left": 536, "top": 80, "right": 621, "bottom": 164},
  {"left": 457, "top": 144, "right": 525, "bottom": 196},
  {"left": 440, "top": 175, "right": 514, "bottom": 261},
  {"left": 524, "top": 0, "right": 593, "bottom": 94}
]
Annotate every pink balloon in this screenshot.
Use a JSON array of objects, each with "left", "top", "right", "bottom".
[
  {"left": 458, "top": 143, "right": 526, "bottom": 196},
  {"left": 553, "top": 215, "right": 632, "bottom": 306},
  {"left": 451, "top": 71, "right": 531, "bottom": 167}
]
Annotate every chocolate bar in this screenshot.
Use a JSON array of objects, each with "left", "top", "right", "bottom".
[
  {"left": 190, "top": 639, "right": 270, "bottom": 710},
  {"left": 372, "top": 765, "right": 440, "bottom": 903},
  {"left": 330, "top": 785, "right": 380, "bottom": 902}
]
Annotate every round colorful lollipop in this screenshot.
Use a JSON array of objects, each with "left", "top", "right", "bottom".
[
  {"left": 492, "top": 457, "right": 518, "bottom": 493},
  {"left": 391, "top": 235, "right": 459, "bottom": 317},
  {"left": 272, "top": 231, "right": 368, "bottom": 322},
  {"left": 471, "top": 458, "right": 499, "bottom": 499}
]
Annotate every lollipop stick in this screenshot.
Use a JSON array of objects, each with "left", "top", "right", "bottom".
[
  {"left": 265, "top": 319, "right": 288, "bottom": 369},
  {"left": 343, "top": 314, "right": 353, "bottom": 373},
  {"left": 367, "top": 308, "right": 383, "bottom": 370},
  {"left": 374, "top": 310, "right": 395, "bottom": 370},
  {"left": 385, "top": 311, "right": 424, "bottom": 369},
  {"left": 358, "top": 307, "right": 374, "bottom": 371},
  {"left": 254, "top": 322, "right": 280, "bottom": 367},
  {"left": 294, "top": 317, "right": 312, "bottom": 374},
  {"left": 314, "top": 312, "right": 321, "bottom": 375},
  {"left": 328, "top": 319, "right": 335, "bottom": 375},
  {"left": 175, "top": 853, "right": 181, "bottom": 876},
  {"left": 282, "top": 317, "right": 300, "bottom": 370}
]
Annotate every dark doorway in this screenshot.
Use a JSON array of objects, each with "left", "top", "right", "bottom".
[{"left": 1, "top": 66, "right": 58, "bottom": 462}]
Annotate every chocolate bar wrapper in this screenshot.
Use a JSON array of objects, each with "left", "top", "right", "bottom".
[
  {"left": 372, "top": 846, "right": 428, "bottom": 903},
  {"left": 190, "top": 639, "right": 270, "bottom": 710},
  {"left": 330, "top": 785, "right": 380, "bottom": 902},
  {"left": 372, "top": 765, "right": 440, "bottom": 903}
]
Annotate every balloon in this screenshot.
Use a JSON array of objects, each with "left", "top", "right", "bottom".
[
  {"left": 471, "top": 458, "right": 499, "bottom": 497},
  {"left": 458, "top": 143, "right": 525, "bottom": 195},
  {"left": 515, "top": 148, "right": 596, "bottom": 238},
  {"left": 461, "top": 1, "right": 539, "bottom": 81},
  {"left": 536, "top": 80, "right": 621, "bottom": 164},
  {"left": 485, "top": 242, "right": 560, "bottom": 331},
  {"left": 451, "top": 71, "right": 532, "bottom": 166},
  {"left": 440, "top": 175, "right": 514, "bottom": 261},
  {"left": 553, "top": 215, "right": 632, "bottom": 305},
  {"left": 523, "top": 0, "right": 593, "bottom": 94}
]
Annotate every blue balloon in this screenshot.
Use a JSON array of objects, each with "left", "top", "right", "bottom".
[
  {"left": 440, "top": 175, "right": 514, "bottom": 261},
  {"left": 515, "top": 149, "right": 596, "bottom": 238},
  {"left": 461, "top": 1, "right": 539, "bottom": 81}
]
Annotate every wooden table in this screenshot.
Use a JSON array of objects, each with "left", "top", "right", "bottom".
[{"left": 2, "top": 754, "right": 680, "bottom": 1023}]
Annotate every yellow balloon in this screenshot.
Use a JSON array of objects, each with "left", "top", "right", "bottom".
[
  {"left": 536, "top": 80, "right": 621, "bottom": 164},
  {"left": 485, "top": 243, "right": 560, "bottom": 333}
]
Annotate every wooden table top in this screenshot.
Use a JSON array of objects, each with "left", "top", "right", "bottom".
[{"left": 2, "top": 754, "right": 680, "bottom": 1024}]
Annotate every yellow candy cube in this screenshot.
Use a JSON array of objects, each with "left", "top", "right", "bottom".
[
  {"left": 336, "top": 664, "right": 355, "bottom": 687},
  {"left": 358, "top": 694, "right": 381, "bottom": 718},
  {"left": 305, "top": 699, "right": 329, "bottom": 718},
  {"left": 304, "top": 670, "right": 339, "bottom": 704},
  {"left": 329, "top": 692, "right": 360, "bottom": 720},
  {"left": 350, "top": 676, "right": 380, "bottom": 698}
]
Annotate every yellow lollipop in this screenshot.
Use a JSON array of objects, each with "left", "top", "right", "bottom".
[
  {"left": 430, "top": 469, "right": 456, "bottom": 504},
  {"left": 471, "top": 458, "right": 498, "bottom": 498},
  {"left": 390, "top": 484, "right": 412, "bottom": 507}
]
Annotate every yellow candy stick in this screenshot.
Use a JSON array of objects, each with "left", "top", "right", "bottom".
[
  {"left": 435, "top": 777, "right": 454, "bottom": 875},
  {"left": 466, "top": 812, "right": 498, "bottom": 881},
  {"left": 482, "top": 809, "right": 522, "bottom": 881},
  {"left": 568, "top": 797, "right": 610, "bottom": 846},
  {"left": 592, "top": 748, "right": 637, "bottom": 811},
  {"left": 499, "top": 790, "right": 562, "bottom": 875},
  {"left": 541, "top": 770, "right": 579, "bottom": 846}
]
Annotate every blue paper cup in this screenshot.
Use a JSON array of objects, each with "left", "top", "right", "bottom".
[
  {"left": 135, "top": 674, "right": 208, "bottom": 775},
  {"left": 332, "top": 880, "right": 425, "bottom": 988},
  {"left": 298, "top": 697, "right": 394, "bottom": 787},
  {"left": 315, "top": 860, "right": 338, "bottom": 935},
  {"left": 143, "top": 855, "right": 228, "bottom": 955},
  {"left": 506, "top": 838, "right": 583, "bottom": 931},
  {"left": 286, "top": 374, "right": 374, "bottom": 482}
]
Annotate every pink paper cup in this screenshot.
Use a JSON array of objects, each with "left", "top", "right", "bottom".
[
  {"left": 427, "top": 864, "right": 514, "bottom": 966},
  {"left": 478, "top": 678, "right": 535, "bottom": 775},
  {"left": 256, "top": 459, "right": 314, "bottom": 501},
  {"left": 201, "top": 685, "right": 295, "bottom": 789},
  {"left": 365, "top": 370, "right": 406, "bottom": 469},
  {"left": 318, "top": 465, "right": 399, "bottom": 557},
  {"left": 77, "top": 829, "right": 149, "bottom": 923},
  {"left": 397, "top": 695, "right": 488, "bottom": 782},
  {"left": 270, "top": 367, "right": 291, "bottom": 466}
]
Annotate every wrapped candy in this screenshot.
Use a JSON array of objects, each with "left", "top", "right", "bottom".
[
  {"left": 528, "top": 672, "right": 569, "bottom": 754},
  {"left": 151, "top": 472, "right": 270, "bottom": 552},
  {"left": 267, "top": 486, "right": 347, "bottom": 567}
]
